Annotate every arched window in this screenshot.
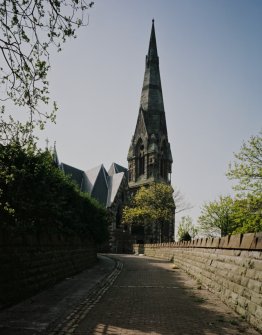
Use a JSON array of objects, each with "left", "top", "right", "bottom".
[
  {"left": 136, "top": 139, "right": 145, "bottom": 176},
  {"left": 139, "top": 152, "right": 145, "bottom": 176}
]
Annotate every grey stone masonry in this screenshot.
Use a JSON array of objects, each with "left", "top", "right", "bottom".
[{"left": 128, "top": 20, "right": 173, "bottom": 190}]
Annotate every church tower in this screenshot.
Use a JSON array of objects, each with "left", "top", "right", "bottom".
[{"left": 127, "top": 20, "right": 173, "bottom": 191}]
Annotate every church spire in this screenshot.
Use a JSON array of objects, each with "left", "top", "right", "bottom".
[
  {"left": 147, "top": 19, "right": 158, "bottom": 64},
  {"left": 127, "top": 20, "right": 173, "bottom": 191},
  {"left": 140, "top": 19, "right": 166, "bottom": 135}
]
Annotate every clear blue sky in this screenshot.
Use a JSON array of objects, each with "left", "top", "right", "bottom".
[{"left": 38, "top": 0, "right": 262, "bottom": 225}]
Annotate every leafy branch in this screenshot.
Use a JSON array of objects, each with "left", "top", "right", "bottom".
[
  {"left": 0, "top": 0, "right": 94, "bottom": 142},
  {"left": 227, "top": 130, "right": 262, "bottom": 196}
]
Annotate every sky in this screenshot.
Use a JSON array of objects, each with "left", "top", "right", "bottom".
[{"left": 36, "top": 0, "right": 262, "bottom": 225}]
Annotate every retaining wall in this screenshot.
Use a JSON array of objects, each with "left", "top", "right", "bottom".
[
  {"left": 133, "top": 233, "right": 262, "bottom": 333},
  {"left": 0, "top": 231, "right": 97, "bottom": 308}
]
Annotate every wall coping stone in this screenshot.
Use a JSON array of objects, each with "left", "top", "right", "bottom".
[{"left": 133, "top": 232, "right": 262, "bottom": 251}]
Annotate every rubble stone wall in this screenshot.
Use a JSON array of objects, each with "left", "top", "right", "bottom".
[{"left": 133, "top": 233, "right": 262, "bottom": 333}]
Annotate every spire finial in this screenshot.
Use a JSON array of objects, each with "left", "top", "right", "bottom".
[{"left": 147, "top": 18, "right": 158, "bottom": 62}]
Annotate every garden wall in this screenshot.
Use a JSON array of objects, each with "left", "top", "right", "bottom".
[
  {"left": 133, "top": 233, "right": 262, "bottom": 333},
  {"left": 0, "top": 230, "right": 97, "bottom": 308}
]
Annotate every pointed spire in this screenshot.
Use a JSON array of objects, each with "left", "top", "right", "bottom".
[
  {"left": 140, "top": 19, "right": 166, "bottom": 133},
  {"left": 147, "top": 19, "right": 158, "bottom": 65},
  {"left": 127, "top": 21, "right": 173, "bottom": 191},
  {"left": 52, "top": 141, "right": 60, "bottom": 167}
]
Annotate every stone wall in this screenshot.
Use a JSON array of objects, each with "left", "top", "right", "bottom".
[
  {"left": 133, "top": 233, "right": 262, "bottom": 333},
  {"left": 0, "top": 230, "right": 97, "bottom": 308}
]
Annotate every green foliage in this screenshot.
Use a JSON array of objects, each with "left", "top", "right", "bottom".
[
  {"left": 231, "top": 194, "right": 262, "bottom": 234},
  {"left": 197, "top": 194, "right": 262, "bottom": 237},
  {"left": 198, "top": 196, "right": 236, "bottom": 237},
  {"left": 0, "top": 142, "right": 108, "bottom": 243},
  {"left": 0, "top": 0, "right": 94, "bottom": 142},
  {"left": 227, "top": 130, "right": 262, "bottom": 196},
  {"left": 177, "top": 216, "right": 197, "bottom": 241},
  {"left": 179, "top": 231, "right": 191, "bottom": 242},
  {"left": 123, "top": 183, "right": 175, "bottom": 227},
  {"left": 227, "top": 131, "right": 262, "bottom": 234},
  {"left": 198, "top": 131, "right": 262, "bottom": 236}
]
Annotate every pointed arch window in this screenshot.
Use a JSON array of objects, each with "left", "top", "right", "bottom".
[
  {"left": 136, "top": 140, "right": 145, "bottom": 177},
  {"left": 139, "top": 152, "right": 145, "bottom": 176}
]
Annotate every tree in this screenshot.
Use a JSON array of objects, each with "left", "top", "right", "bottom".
[
  {"left": 197, "top": 131, "right": 262, "bottom": 237},
  {"left": 0, "top": 0, "right": 94, "bottom": 143},
  {"left": 177, "top": 215, "right": 197, "bottom": 241},
  {"left": 227, "top": 130, "right": 262, "bottom": 196},
  {"left": 197, "top": 193, "right": 262, "bottom": 237},
  {"left": 122, "top": 183, "right": 176, "bottom": 242},
  {"left": 231, "top": 194, "right": 262, "bottom": 234},
  {"left": 226, "top": 131, "right": 262, "bottom": 233},
  {"left": 197, "top": 196, "right": 236, "bottom": 237}
]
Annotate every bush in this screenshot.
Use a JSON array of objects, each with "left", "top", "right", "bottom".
[{"left": 0, "top": 142, "right": 108, "bottom": 243}]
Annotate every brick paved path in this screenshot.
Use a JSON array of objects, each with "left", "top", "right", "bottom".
[
  {"left": 0, "top": 255, "right": 116, "bottom": 335},
  {"left": 67, "top": 255, "right": 260, "bottom": 335}
]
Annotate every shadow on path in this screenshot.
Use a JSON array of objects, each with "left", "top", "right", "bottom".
[
  {"left": 0, "top": 255, "right": 115, "bottom": 335},
  {"left": 73, "top": 254, "right": 260, "bottom": 335}
]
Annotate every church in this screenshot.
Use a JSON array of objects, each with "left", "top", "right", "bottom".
[{"left": 58, "top": 20, "right": 174, "bottom": 251}]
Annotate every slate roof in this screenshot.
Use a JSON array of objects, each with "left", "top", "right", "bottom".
[
  {"left": 87, "top": 165, "right": 109, "bottom": 207},
  {"left": 108, "top": 162, "right": 128, "bottom": 179},
  {"left": 107, "top": 172, "right": 125, "bottom": 207},
  {"left": 60, "top": 163, "right": 85, "bottom": 191},
  {"left": 60, "top": 160, "right": 127, "bottom": 208},
  {"left": 84, "top": 164, "right": 105, "bottom": 194}
]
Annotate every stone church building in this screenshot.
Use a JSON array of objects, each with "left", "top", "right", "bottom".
[
  {"left": 57, "top": 20, "right": 174, "bottom": 251},
  {"left": 127, "top": 20, "right": 174, "bottom": 244}
]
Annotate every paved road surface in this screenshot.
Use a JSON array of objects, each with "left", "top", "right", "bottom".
[
  {"left": 67, "top": 255, "right": 260, "bottom": 335},
  {"left": 0, "top": 254, "right": 260, "bottom": 335}
]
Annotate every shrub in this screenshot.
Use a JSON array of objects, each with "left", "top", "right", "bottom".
[{"left": 0, "top": 142, "right": 108, "bottom": 243}]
